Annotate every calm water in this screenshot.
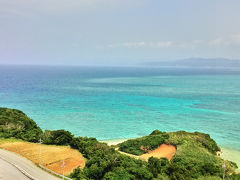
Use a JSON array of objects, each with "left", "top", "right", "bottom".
[{"left": 0, "top": 65, "right": 240, "bottom": 152}]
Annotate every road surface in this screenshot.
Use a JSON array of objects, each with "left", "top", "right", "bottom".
[
  {"left": 0, "top": 149, "right": 60, "bottom": 180},
  {"left": 0, "top": 157, "right": 29, "bottom": 180}
]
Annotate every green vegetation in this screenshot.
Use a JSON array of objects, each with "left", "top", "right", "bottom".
[
  {"left": 118, "top": 130, "right": 239, "bottom": 179},
  {"left": 148, "top": 157, "right": 169, "bottom": 178},
  {"left": 0, "top": 138, "right": 23, "bottom": 145},
  {"left": 0, "top": 108, "right": 74, "bottom": 145},
  {"left": 42, "top": 129, "right": 74, "bottom": 145},
  {"left": 119, "top": 131, "right": 169, "bottom": 155},
  {"left": 69, "top": 131, "right": 239, "bottom": 180},
  {"left": 69, "top": 137, "right": 153, "bottom": 180},
  {"left": 0, "top": 108, "right": 42, "bottom": 142},
  {"left": 0, "top": 107, "right": 239, "bottom": 179}
]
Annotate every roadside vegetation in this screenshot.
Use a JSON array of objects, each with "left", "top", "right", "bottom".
[{"left": 0, "top": 107, "right": 239, "bottom": 179}]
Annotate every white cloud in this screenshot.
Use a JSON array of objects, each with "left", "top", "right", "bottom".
[
  {"left": 177, "top": 34, "right": 240, "bottom": 49},
  {"left": 122, "top": 42, "right": 146, "bottom": 48},
  {"left": 208, "top": 37, "right": 225, "bottom": 47},
  {"left": 173, "top": 40, "right": 204, "bottom": 49},
  {"left": 177, "top": 42, "right": 195, "bottom": 49},
  {"left": 232, "top": 33, "right": 240, "bottom": 45},
  {"left": 154, "top": 41, "right": 172, "bottom": 48},
  {"left": 109, "top": 41, "right": 172, "bottom": 48},
  {"left": 108, "top": 34, "right": 240, "bottom": 50},
  {"left": 207, "top": 34, "right": 240, "bottom": 47}
]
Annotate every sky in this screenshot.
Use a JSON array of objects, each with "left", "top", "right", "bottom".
[{"left": 0, "top": 0, "right": 240, "bottom": 66}]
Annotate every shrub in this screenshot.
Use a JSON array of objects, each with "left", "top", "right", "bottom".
[
  {"left": 69, "top": 136, "right": 153, "bottom": 180},
  {"left": 0, "top": 108, "right": 42, "bottom": 142},
  {"left": 194, "top": 132, "right": 220, "bottom": 154},
  {"left": 148, "top": 157, "right": 169, "bottom": 177},
  {"left": 42, "top": 129, "right": 73, "bottom": 145},
  {"left": 149, "top": 129, "right": 163, "bottom": 135},
  {"left": 119, "top": 132, "right": 169, "bottom": 155},
  {"left": 103, "top": 167, "right": 133, "bottom": 180}
]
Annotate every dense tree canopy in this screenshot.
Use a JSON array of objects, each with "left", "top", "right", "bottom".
[
  {"left": 42, "top": 129, "right": 73, "bottom": 145},
  {"left": 69, "top": 131, "right": 239, "bottom": 180},
  {"left": 0, "top": 108, "right": 42, "bottom": 142}
]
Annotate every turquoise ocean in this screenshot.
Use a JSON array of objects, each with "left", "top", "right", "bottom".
[{"left": 0, "top": 65, "right": 239, "bottom": 153}]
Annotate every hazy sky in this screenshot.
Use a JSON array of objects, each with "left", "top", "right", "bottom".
[{"left": 0, "top": 0, "right": 240, "bottom": 65}]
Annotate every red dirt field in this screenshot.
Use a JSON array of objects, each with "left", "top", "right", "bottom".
[
  {"left": 117, "top": 144, "right": 176, "bottom": 161},
  {"left": 140, "top": 144, "right": 176, "bottom": 161}
]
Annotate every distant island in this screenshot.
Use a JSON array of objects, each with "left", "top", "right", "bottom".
[
  {"left": 143, "top": 58, "right": 240, "bottom": 69},
  {"left": 0, "top": 107, "right": 239, "bottom": 179}
]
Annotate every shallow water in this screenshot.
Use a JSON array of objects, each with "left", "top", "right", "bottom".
[{"left": 0, "top": 65, "right": 239, "bottom": 153}]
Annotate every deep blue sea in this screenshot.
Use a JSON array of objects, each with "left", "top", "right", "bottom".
[{"left": 0, "top": 65, "right": 240, "bottom": 152}]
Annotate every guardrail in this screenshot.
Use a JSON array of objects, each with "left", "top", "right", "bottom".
[{"left": 39, "top": 164, "right": 73, "bottom": 180}]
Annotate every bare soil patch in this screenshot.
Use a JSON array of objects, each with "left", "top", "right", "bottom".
[
  {"left": 117, "top": 144, "right": 176, "bottom": 161},
  {"left": 140, "top": 144, "right": 176, "bottom": 161}
]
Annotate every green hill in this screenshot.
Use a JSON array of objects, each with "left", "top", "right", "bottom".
[
  {"left": 0, "top": 107, "right": 42, "bottom": 142},
  {"left": 118, "top": 130, "right": 239, "bottom": 179}
]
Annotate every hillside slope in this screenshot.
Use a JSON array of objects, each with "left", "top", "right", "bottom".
[{"left": 0, "top": 108, "right": 42, "bottom": 142}]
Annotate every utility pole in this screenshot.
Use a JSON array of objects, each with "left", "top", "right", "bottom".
[
  {"left": 222, "top": 161, "right": 226, "bottom": 180},
  {"left": 62, "top": 159, "right": 65, "bottom": 180},
  {"left": 38, "top": 138, "right": 42, "bottom": 165}
]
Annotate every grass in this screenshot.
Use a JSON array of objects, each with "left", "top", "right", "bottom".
[
  {"left": 166, "top": 131, "right": 238, "bottom": 176},
  {"left": 0, "top": 139, "right": 86, "bottom": 176},
  {"left": 0, "top": 138, "right": 22, "bottom": 144}
]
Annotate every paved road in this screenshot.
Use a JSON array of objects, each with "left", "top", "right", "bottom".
[
  {"left": 0, "top": 158, "right": 29, "bottom": 180},
  {"left": 0, "top": 149, "right": 60, "bottom": 180}
]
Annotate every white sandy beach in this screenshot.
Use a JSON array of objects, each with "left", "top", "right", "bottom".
[
  {"left": 100, "top": 139, "right": 129, "bottom": 146},
  {"left": 220, "top": 147, "right": 240, "bottom": 172}
]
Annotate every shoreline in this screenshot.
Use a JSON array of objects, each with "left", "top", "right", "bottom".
[
  {"left": 100, "top": 138, "right": 240, "bottom": 172},
  {"left": 220, "top": 147, "right": 240, "bottom": 172},
  {"left": 100, "top": 138, "right": 130, "bottom": 146}
]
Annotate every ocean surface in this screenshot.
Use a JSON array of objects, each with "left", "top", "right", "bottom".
[{"left": 0, "top": 65, "right": 240, "bottom": 152}]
